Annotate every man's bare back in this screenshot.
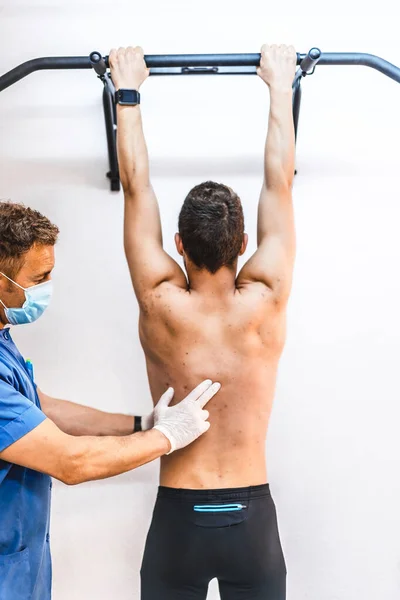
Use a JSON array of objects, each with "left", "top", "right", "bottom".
[
  {"left": 110, "top": 43, "right": 296, "bottom": 600},
  {"left": 140, "top": 279, "right": 286, "bottom": 488},
  {"left": 110, "top": 43, "right": 296, "bottom": 490}
]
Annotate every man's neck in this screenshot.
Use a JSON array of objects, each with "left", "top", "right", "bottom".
[{"left": 187, "top": 266, "right": 237, "bottom": 296}]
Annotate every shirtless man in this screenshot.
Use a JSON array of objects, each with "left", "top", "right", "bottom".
[{"left": 109, "top": 43, "right": 296, "bottom": 600}]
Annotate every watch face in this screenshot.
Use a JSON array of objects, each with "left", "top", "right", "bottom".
[{"left": 118, "top": 89, "right": 139, "bottom": 104}]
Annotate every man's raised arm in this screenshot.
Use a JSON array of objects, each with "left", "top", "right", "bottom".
[
  {"left": 109, "top": 47, "right": 186, "bottom": 300},
  {"left": 238, "top": 44, "right": 297, "bottom": 304}
]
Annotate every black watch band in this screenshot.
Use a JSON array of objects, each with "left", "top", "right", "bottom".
[
  {"left": 115, "top": 88, "right": 141, "bottom": 106},
  {"left": 133, "top": 415, "right": 142, "bottom": 433}
]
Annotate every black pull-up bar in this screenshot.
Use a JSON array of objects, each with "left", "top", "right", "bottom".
[
  {"left": 1, "top": 51, "right": 400, "bottom": 91},
  {"left": 1, "top": 49, "right": 399, "bottom": 192}
]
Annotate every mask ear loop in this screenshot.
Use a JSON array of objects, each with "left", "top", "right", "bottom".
[
  {"left": 0, "top": 272, "right": 26, "bottom": 291},
  {"left": 0, "top": 272, "right": 27, "bottom": 312},
  {"left": 0, "top": 273, "right": 12, "bottom": 311}
]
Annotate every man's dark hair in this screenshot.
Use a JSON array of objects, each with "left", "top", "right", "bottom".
[
  {"left": 178, "top": 181, "right": 245, "bottom": 274},
  {"left": 0, "top": 201, "right": 59, "bottom": 277}
]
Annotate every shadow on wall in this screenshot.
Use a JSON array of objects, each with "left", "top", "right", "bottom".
[
  {"left": 0, "top": 154, "right": 397, "bottom": 192},
  {"left": 0, "top": 156, "right": 263, "bottom": 190}
]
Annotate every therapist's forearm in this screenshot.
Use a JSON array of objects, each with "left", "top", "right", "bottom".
[
  {"left": 0, "top": 417, "right": 169, "bottom": 485},
  {"left": 67, "top": 428, "right": 169, "bottom": 484},
  {"left": 39, "top": 392, "right": 135, "bottom": 436}
]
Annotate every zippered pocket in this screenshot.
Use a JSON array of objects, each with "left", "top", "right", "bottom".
[
  {"left": 191, "top": 502, "right": 249, "bottom": 528},
  {"left": 193, "top": 503, "right": 246, "bottom": 513}
]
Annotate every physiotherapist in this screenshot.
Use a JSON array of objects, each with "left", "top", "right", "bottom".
[{"left": 0, "top": 201, "right": 220, "bottom": 600}]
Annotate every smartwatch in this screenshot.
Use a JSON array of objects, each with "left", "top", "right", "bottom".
[{"left": 115, "top": 89, "right": 141, "bottom": 106}]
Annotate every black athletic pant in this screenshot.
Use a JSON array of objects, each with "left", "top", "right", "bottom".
[{"left": 141, "top": 484, "right": 286, "bottom": 599}]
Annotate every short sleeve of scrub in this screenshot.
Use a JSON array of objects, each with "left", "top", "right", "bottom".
[{"left": 0, "top": 371, "right": 46, "bottom": 453}]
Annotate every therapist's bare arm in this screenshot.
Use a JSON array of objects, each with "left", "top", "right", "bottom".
[
  {"left": 38, "top": 390, "right": 135, "bottom": 436},
  {"left": 0, "top": 381, "right": 219, "bottom": 485},
  {"left": 0, "top": 419, "right": 168, "bottom": 485}
]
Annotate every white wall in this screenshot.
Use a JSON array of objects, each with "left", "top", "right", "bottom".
[{"left": 1, "top": 1, "right": 400, "bottom": 598}]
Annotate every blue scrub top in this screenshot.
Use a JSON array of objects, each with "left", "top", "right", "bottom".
[{"left": 0, "top": 327, "right": 52, "bottom": 600}]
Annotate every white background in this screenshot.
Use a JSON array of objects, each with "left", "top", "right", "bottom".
[{"left": 1, "top": 1, "right": 400, "bottom": 598}]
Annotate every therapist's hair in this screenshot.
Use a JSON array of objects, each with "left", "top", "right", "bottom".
[{"left": 0, "top": 201, "right": 59, "bottom": 277}]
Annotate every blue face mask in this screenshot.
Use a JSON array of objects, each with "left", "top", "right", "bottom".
[{"left": 0, "top": 272, "right": 53, "bottom": 326}]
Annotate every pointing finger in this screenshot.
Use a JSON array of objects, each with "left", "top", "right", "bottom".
[
  {"left": 196, "top": 382, "right": 221, "bottom": 409},
  {"left": 183, "top": 380, "right": 213, "bottom": 404}
]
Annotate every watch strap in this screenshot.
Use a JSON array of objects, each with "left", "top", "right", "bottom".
[{"left": 133, "top": 415, "right": 143, "bottom": 433}]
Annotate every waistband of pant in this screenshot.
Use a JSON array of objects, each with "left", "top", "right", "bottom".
[{"left": 157, "top": 483, "right": 271, "bottom": 502}]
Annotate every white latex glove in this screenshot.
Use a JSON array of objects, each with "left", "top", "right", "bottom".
[{"left": 153, "top": 380, "right": 220, "bottom": 453}]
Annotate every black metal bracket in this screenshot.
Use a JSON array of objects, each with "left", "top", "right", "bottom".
[
  {"left": 102, "top": 81, "right": 119, "bottom": 192},
  {"left": 292, "top": 48, "right": 321, "bottom": 175},
  {"left": 89, "top": 52, "right": 120, "bottom": 191},
  {"left": 1, "top": 48, "right": 399, "bottom": 191}
]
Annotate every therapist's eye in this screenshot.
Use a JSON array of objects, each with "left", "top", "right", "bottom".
[{"left": 35, "top": 274, "right": 50, "bottom": 285}]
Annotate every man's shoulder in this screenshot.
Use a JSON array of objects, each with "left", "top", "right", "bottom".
[
  {"left": 138, "top": 281, "right": 189, "bottom": 318},
  {"left": 144, "top": 281, "right": 189, "bottom": 303},
  {"left": 235, "top": 279, "right": 284, "bottom": 308}
]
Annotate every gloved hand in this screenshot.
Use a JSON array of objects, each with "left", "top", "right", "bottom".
[{"left": 153, "top": 380, "right": 220, "bottom": 453}]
